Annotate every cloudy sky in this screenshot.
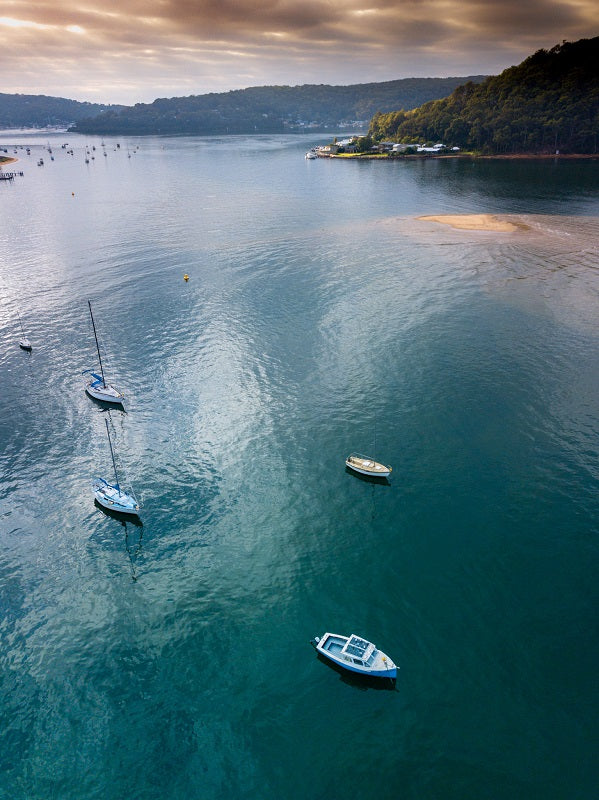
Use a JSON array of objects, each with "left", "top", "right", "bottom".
[{"left": 0, "top": 0, "right": 597, "bottom": 104}]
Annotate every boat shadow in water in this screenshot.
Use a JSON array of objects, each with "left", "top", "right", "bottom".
[
  {"left": 345, "top": 466, "right": 391, "bottom": 486},
  {"left": 94, "top": 499, "right": 143, "bottom": 527},
  {"left": 94, "top": 501, "right": 144, "bottom": 581},
  {"left": 88, "top": 395, "right": 127, "bottom": 413},
  {"left": 315, "top": 652, "right": 398, "bottom": 691}
]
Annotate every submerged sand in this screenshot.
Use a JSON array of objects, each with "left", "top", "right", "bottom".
[{"left": 417, "top": 214, "right": 530, "bottom": 232}]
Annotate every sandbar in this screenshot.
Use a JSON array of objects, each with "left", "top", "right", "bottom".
[{"left": 417, "top": 214, "right": 529, "bottom": 232}]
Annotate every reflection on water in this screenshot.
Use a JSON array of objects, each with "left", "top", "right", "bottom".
[
  {"left": 93, "top": 501, "right": 144, "bottom": 580},
  {"left": 93, "top": 498, "right": 144, "bottom": 527},
  {"left": 344, "top": 465, "right": 391, "bottom": 485}
]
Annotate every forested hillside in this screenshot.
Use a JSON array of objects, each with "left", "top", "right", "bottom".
[
  {"left": 367, "top": 37, "right": 598, "bottom": 154},
  {"left": 68, "top": 77, "right": 485, "bottom": 135},
  {"left": 0, "top": 94, "right": 121, "bottom": 129}
]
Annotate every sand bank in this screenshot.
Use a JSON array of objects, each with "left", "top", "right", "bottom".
[
  {"left": 0, "top": 156, "right": 18, "bottom": 166},
  {"left": 417, "top": 214, "right": 529, "bottom": 232}
]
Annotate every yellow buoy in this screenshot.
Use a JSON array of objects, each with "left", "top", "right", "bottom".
[{"left": 183, "top": 274, "right": 189, "bottom": 282}]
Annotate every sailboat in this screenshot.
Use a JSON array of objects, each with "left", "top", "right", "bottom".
[
  {"left": 92, "top": 418, "right": 141, "bottom": 516},
  {"left": 17, "top": 310, "right": 32, "bottom": 351},
  {"left": 345, "top": 417, "right": 392, "bottom": 478},
  {"left": 83, "top": 300, "right": 124, "bottom": 404}
]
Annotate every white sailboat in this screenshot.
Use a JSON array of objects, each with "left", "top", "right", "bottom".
[
  {"left": 83, "top": 300, "right": 124, "bottom": 404},
  {"left": 92, "top": 418, "right": 141, "bottom": 517},
  {"left": 17, "top": 310, "right": 32, "bottom": 350}
]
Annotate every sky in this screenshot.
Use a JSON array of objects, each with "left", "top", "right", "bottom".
[{"left": 0, "top": 0, "right": 597, "bottom": 105}]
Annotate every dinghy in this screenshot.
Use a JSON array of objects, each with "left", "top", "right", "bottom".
[{"left": 345, "top": 453, "right": 392, "bottom": 478}]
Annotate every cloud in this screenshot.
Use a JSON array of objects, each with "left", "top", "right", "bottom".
[{"left": 0, "top": 0, "right": 596, "bottom": 103}]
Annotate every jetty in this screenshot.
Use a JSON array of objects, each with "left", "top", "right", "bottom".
[{"left": 0, "top": 171, "right": 24, "bottom": 181}]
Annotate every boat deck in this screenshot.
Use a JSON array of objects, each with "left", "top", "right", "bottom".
[
  {"left": 321, "top": 635, "right": 346, "bottom": 654},
  {"left": 346, "top": 454, "right": 391, "bottom": 474}
]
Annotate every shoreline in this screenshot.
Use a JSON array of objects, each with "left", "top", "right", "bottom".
[
  {"left": 0, "top": 156, "right": 18, "bottom": 165},
  {"left": 473, "top": 153, "right": 598, "bottom": 160},
  {"left": 329, "top": 152, "right": 598, "bottom": 161}
]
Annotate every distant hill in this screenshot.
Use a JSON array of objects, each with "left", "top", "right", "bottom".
[
  {"left": 367, "top": 37, "right": 599, "bottom": 154},
  {"left": 67, "top": 77, "right": 486, "bottom": 136},
  {"left": 0, "top": 93, "right": 123, "bottom": 129}
]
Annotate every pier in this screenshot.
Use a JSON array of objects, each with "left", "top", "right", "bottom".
[{"left": 0, "top": 171, "right": 24, "bottom": 180}]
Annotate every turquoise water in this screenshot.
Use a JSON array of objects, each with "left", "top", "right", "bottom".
[{"left": 1, "top": 134, "right": 598, "bottom": 799}]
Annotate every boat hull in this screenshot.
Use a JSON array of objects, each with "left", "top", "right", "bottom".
[
  {"left": 94, "top": 499, "right": 144, "bottom": 525},
  {"left": 318, "top": 651, "right": 397, "bottom": 678},
  {"left": 86, "top": 382, "right": 124, "bottom": 404},
  {"left": 19, "top": 338, "right": 32, "bottom": 351}
]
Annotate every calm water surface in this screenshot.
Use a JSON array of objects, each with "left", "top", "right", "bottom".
[{"left": 1, "top": 133, "right": 598, "bottom": 799}]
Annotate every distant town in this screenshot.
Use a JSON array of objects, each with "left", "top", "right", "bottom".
[{"left": 310, "top": 137, "right": 461, "bottom": 158}]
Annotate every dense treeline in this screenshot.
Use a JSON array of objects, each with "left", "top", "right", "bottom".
[
  {"left": 68, "top": 77, "right": 485, "bottom": 135},
  {"left": 0, "top": 93, "right": 121, "bottom": 129},
  {"left": 367, "top": 38, "right": 599, "bottom": 154},
  {"left": 72, "top": 103, "right": 285, "bottom": 135}
]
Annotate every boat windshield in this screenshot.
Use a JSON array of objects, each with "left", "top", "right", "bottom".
[{"left": 365, "top": 649, "right": 378, "bottom": 666}]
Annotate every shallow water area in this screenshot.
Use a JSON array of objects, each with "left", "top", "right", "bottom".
[{"left": 1, "top": 134, "right": 598, "bottom": 799}]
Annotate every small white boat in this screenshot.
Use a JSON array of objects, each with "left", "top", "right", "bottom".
[
  {"left": 84, "top": 300, "right": 124, "bottom": 405},
  {"left": 311, "top": 633, "right": 397, "bottom": 679},
  {"left": 92, "top": 419, "right": 141, "bottom": 517},
  {"left": 346, "top": 452, "right": 392, "bottom": 478},
  {"left": 17, "top": 310, "right": 32, "bottom": 350},
  {"left": 305, "top": 151, "right": 317, "bottom": 159}
]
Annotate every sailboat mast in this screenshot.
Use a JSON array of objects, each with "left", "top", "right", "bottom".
[
  {"left": 105, "top": 418, "right": 121, "bottom": 493},
  {"left": 88, "top": 300, "right": 106, "bottom": 387},
  {"left": 17, "top": 310, "right": 26, "bottom": 337},
  {"left": 374, "top": 414, "right": 377, "bottom": 459}
]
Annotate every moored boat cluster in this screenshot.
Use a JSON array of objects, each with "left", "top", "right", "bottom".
[{"left": 16, "top": 296, "right": 396, "bottom": 681}]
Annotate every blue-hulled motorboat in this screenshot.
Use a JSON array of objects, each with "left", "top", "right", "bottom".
[{"left": 311, "top": 632, "right": 397, "bottom": 679}]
